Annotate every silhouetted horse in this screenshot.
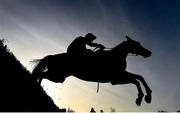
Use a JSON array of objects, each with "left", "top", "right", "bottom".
[{"left": 32, "top": 36, "right": 152, "bottom": 106}]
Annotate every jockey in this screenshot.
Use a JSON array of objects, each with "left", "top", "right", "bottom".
[{"left": 67, "top": 33, "right": 105, "bottom": 55}]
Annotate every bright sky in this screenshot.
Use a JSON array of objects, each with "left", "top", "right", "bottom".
[{"left": 0, "top": 0, "right": 180, "bottom": 112}]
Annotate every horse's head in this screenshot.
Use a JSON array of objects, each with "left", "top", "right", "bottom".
[{"left": 125, "top": 36, "right": 152, "bottom": 58}]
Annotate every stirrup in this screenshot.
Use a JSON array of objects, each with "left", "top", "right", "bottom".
[{"left": 97, "top": 82, "right": 100, "bottom": 93}]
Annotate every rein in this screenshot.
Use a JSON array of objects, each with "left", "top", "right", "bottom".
[{"left": 128, "top": 54, "right": 138, "bottom": 56}]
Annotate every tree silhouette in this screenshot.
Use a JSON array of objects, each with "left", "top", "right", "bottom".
[
  {"left": 110, "top": 107, "right": 116, "bottom": 113},
  {"left": 67, "top": 107, "right": 76, "bottom": 112},
  {"left": 90, "top": 107, "right": 96, "bottom": 113}
]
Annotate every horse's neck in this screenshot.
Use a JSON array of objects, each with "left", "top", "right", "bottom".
[
  {"left": 110, "top": 42, "right": 128, "bottom": 70},
  {"left": 115, "top": 51, "right": 128, "bottom": 69},
  {"left": 112, "top": 42, "right": 129, "bottom": 59}
]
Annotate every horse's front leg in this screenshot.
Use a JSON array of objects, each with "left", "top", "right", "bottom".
[
  {"left": 111, "top": 72, "right": 144, "bottom": 106},
  {"left": 133, "top": 74, "right": 152, "bottom": 104},
  {"left": 129, "top": 78, "right": 144, "bottom": 106}
]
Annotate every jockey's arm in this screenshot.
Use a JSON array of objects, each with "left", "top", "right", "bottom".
[
  {"left": 88, "top": 43, "right": 105, "bottom": 49},
  {"left": 88, "top": 42, "right": 105, "bottom": 49}
]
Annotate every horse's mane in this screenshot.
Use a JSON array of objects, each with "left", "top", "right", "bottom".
[{"left": 111, "top": 41, "right": 126, "bottom": 53}]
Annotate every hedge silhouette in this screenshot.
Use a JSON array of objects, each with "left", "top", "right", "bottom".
[{"left": 0, "top": 39, "right": 65, "bottom": 111}]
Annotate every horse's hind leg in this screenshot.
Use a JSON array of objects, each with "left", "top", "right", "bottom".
[{"left": 133, "top": 74, "right": 152, "bottom": 104}]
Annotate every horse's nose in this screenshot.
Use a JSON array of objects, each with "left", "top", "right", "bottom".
[
  {"left": 149, "top": 51, "right": 152, "bottom": 56},
  {"left": 144, "top": 51, "right": 152, "bottom": 58},
  {"left": 147, "top": 51, "right": 152, "bottom": 57},
  {"left": 148, "top": 51, "right": 152, "bottom": 56}
]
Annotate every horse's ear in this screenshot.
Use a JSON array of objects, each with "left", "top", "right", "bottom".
[{"left": 126, "top": 36, "right": 132, "bottom": 41}]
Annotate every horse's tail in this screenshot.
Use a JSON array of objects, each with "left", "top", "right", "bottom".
[{"left": 31, "top": 56, "right": 49, "bottom": 84}]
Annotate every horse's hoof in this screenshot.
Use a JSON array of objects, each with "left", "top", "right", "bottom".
[
  {"left": 145, "top": 94, "right": 151, "bottom": 103},
  {"left": 136, "top": 97, "right": 143, "bottom": 106}
]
